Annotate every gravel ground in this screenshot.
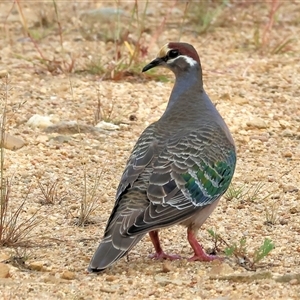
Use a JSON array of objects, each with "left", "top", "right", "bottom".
[{"left": 0, "top": 2, "right": 300, "bottom": 299}]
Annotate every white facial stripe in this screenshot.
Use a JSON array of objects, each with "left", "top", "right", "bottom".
[
  {"left": 182, "top": 55, "right": 198, "bottom": 66},
  {"left": 166, "top": 55, "right": 197, "bottom": 67}
]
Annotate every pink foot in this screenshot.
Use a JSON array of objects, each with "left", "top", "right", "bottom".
[
  {"left": 148, "top": 230, "right": 181, "bottom": 260},
  {"left": 187, "top": 229, "right": 221, "bottom": 262},
  {"left": 188, "top": 253, "right": 220, "bottom": 262},
  {"left": 149, "top": 251, "right": 181, "bottom": 260}
]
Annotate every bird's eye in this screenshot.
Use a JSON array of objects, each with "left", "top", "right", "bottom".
[{"left": 168, "top": 50, "right": 179, "bottom": 59}]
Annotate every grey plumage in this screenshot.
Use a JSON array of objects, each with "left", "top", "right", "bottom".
[{"left": 89, "top": 42, "right": 236, "bottom": 272}]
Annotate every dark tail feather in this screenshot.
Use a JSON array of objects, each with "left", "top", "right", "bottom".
[{"left": 88, "top": 234, "right": 144, "bottom": 272}]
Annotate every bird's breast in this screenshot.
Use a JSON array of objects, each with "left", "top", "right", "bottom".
[{"left": 180, "top": 198, "right": 221, "bottom": 230}]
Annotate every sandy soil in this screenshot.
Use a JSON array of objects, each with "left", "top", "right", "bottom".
[{"left": 0, "top": 1, "right": 300, "bottom": 299}]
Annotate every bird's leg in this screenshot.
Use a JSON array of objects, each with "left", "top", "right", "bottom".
[
  {"left": 187, "top": 228, "right": 220, "bottom": 261},
  {"left": 149, "top": 230, "right": 181, "bottom": 260}
]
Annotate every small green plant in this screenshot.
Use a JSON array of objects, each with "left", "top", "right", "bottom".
[
  {"left": 208, "top": 229, "right": 275, "bottom": 270},
  {"left": 185, "top": 0, "right": 229, "bottom": 35},
  {"left": 81, "top": 1, "right": 150, "bottom": 80},
  {"left": 225, "top": 181, "right": 275, "bottom": 203},
  {"left": 207, "top": 228, "right": 223, "bottom": 253},
  {"left": 245, "top": 182, "right": 267, "bottom": 202},
  {"left": 224, "top": 236, "right": 247, "bottom": 258},
  {"left": 224, "top": 183, "right": 246, "bottom": 201},
  {"left": 252, "top": 238, "right": 274, "bottom": 266},
  {"left": 25, "top": 7, "right": 55, "bottom": 42},
  {"left": 85, "top": 57, "right": 105, "bottom": 77}
]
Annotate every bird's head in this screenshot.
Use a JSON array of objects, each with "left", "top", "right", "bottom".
[{"left": 142, "top": 42, "right": 201, "bottom": 74}]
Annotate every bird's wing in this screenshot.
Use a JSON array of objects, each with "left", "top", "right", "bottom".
[
  {"left": 105, "top": 124, "right": 236, "bottom": 236},
  {"left": 116, "top": 124, "right": 158, "bottom": 200},
  {"left": 124, "top": 125, "right": 236, "bottom": 235},
  {"left": 103, "top": 124, "right": 159, "bottom": 234}
]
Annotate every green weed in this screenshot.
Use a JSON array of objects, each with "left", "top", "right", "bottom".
[
  {"left": 225, "top": 181, "right": 275, "bottom": 203},
  {"left": 185, "top": 0, "right": 229, "bottom": 35},
  {"left": 208, "top": 229, "right": 275, "bottom": 270}
]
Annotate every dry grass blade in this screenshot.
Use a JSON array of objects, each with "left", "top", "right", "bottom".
[
  {"left": 12, "top": 0, "right": 76, "bottom": 74},
  {"left": 94, "top": 90, "right": 115, "bottom": 124},
  {"left": 271, "top": 37, "right": 295, "bottom": 54},
  {"left": 264, "top": 200, "right": 280, "bottom": 225},
  {"left": 252, "top": 0, "right": 294, "bottom": 54},
  {"left": 74, "top": 167, "right": 104, "bottom": 227},
  {"left": 261, "top": 0, "right": 282, "bottom": 49},
  {"left": 7, "top": 247, "right": 32, "bottom": 270},
  {"left": 0, "top": 74, "right": 9, "bottom": 245},
  {"left": 0, "top": 76, "right": 42, "bottom": 247},
  {"left": 38, "top": 178, "right": 67, "bottom": 205},
  {"left": 225, "top": 181, "right": 276, "bottom": 203},
  {"left": 0, "top": 180, "right": 42, "bottom": 247},
  {"left": 262, "top": 166, "right": 296, "bottom": 225}
]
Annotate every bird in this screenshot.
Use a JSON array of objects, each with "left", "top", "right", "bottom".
[{"left": 88, "top": 42, "right": 236, "bottom": 272}]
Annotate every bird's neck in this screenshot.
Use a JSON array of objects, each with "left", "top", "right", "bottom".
[{"left": 165, "top": 67, "right": 204, "bottom": 113}]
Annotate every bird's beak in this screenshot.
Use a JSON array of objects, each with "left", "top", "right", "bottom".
[{"left": 142, "top": 57, "right": 164, "bottom": 72}]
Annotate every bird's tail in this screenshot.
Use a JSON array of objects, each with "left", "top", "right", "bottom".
[{"left": 88, "top": 232, "right": 144, "bottom": 272}]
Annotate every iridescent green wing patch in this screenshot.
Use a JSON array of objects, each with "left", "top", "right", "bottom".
[{"left": 181, "top": 151, "right": 235, "bottom": 206}]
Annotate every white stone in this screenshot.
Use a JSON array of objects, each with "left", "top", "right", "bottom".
[
  {"left": 246, "top": 117, "right": 268, "bottom": 129},
  {"left": 27, "top": 114, "right": 53, "bottom": 129},
  {"left": 95, "top": 121, "right": 120, "bottom": 131}
]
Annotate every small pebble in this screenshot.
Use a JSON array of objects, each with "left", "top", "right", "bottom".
[
  {"left": 283, "top": 185, "right": 298, "bottom": 193},
  {"left": 281, "top": 129, "right": 294, "bottom": 137},
  {"left": 246, "top": 117, "right": 268, "bottom": 129},
  {"left": 279, "top": 218, "right": 288, "bottom": 225},
  {"left": 282, "top": 151, "right": 293, "bottom": 158},
  {"left": 0, "top": 263, "right": 10, "bottom": 278},
  {"left": 290, "top": 207, "right": 298, "bottom": 214},
  {"left": 30, "top": 262, "right": 44, "bottom": 271},
  {"left": 0, "top": 70, "right": 8, "bottom": 78},
  {"left": 162, "top": 261, "right": 172, "bottom": 273},
  {"left": 290, "top": 279, "right": 298, "bottom": 285},
  {"left": 106, "top": 275, "right": 117, "bottom": 282},
  {"left": 61, "top": 270, "right": 76, "bottom": 280}
]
